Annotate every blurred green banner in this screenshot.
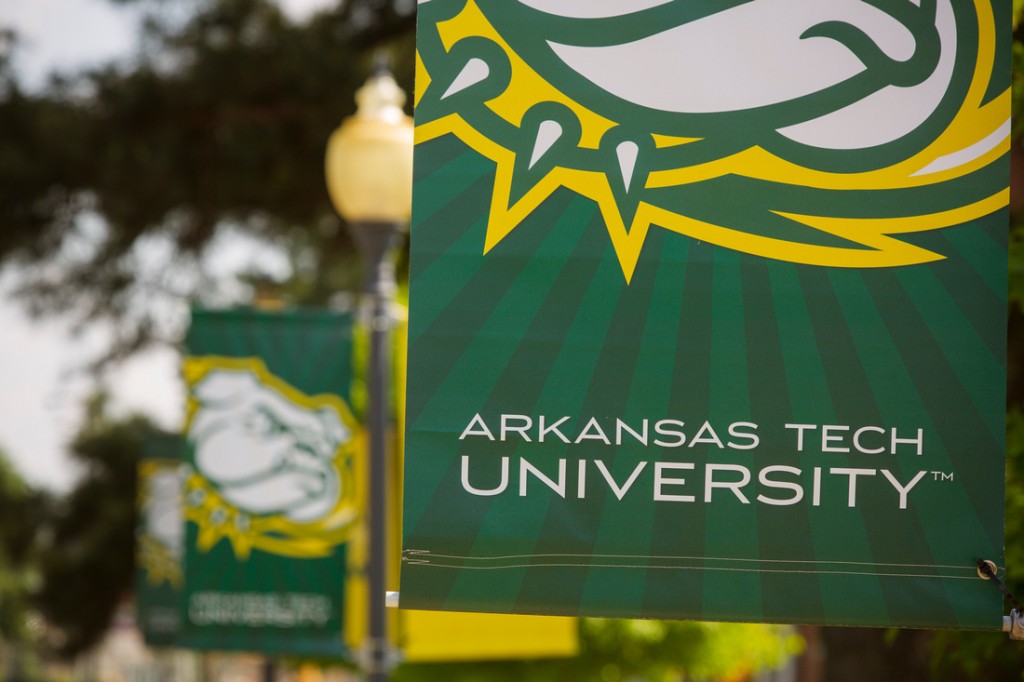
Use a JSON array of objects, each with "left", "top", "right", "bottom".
[
  {"left": 136, "top": 433, "right": 185, "bottom": 648},
  {"left": 179, "top": 308, "right": 359, "bottom": 656},
  {"left": 400, "top": 0, "right": 1009, "bottom": 629}
]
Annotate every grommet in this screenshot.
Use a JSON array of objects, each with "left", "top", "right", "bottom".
[{"left": 977, "top": 559, "right": 998, "bottom": 579}]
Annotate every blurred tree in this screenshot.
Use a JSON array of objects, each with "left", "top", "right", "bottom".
[
  {"left": 0, "top": 449, "right": 49, "bottom": 681},
  {"left": 0, "top": 0, "right": 416, "bottom": 363},
  {"left": 0, "top": 450, "right": 35, "bottom": 643},
  {"left": 32, "top": 392, "right": 160, "bottom": 659}
]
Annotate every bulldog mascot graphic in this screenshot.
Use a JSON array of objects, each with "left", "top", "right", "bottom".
[
  {"left": 183, "top": 357, "right": 360, "bottom": 559},
  {"left": 414, "top": 0, "right": 1008, "bottom": 279}
]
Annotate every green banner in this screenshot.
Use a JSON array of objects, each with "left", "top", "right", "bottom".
[
  {"left": 136, "top": 434, "right": 185, "bottom": 648},
  {"left": 180, "top": 308, "right": 360, "bottom": 655},
  {"left": 401, "top": 0, "right": 1009, "bottom": 629}
]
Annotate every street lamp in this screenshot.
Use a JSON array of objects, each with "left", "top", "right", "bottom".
[{"left": 324, "top": 62, "right": 414, "bottom": 682}]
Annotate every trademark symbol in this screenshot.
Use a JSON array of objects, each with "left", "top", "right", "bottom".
[{"left": 931, "top": 471, "right": 955, "bottom": 482}]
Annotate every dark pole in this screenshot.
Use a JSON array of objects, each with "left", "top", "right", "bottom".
[
  {"left": 261, "top": 658, "right": 276, "bottom": 682},
  {"left": 351, "top": 219, "right": 403, "bottom": 682}
]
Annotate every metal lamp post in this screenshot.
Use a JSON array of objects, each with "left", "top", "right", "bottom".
[{"left": 324, "top": 63, "right": 414, "bottom": 682}]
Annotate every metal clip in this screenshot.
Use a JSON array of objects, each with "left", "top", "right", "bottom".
[
  {"left": 979, "top": 560, "right": 1024, "bottom": 639},
  {"left": 1004, "top": 610, "right": 1024, "bottom": 640}
]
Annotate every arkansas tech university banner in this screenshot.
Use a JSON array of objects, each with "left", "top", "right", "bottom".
[
  {"left": 400, "top": 0, "right": 1009, "bottom": 629},
  {"left": 180, "top": 308, "right": 360, "bottom": 655}
]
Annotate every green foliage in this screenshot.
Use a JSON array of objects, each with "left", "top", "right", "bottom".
[
  {"left": 1012, "top": 220, "right": 1023, "bottom": 313},
  {"left": 392, "top": 618, "right": 801, "bottom": 682},
  {"left": 0, "top": 450, "right": 35, "bottom": 643},
  {"left": 1007, "top": 409, "right": 1024, "bottom": 589},
  {"left": 572, "top": 618, "right": 791, "bottom": 681},
  {"left": 32, "top": 393, "right": 159, "bottom": 659},
  {"left": 0, "top": 449, "right": 49, "bottom": 681}
]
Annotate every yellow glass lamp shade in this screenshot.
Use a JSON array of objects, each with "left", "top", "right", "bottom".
[{"left": 325, "top": 70, "right": 414, "bottom": 224}]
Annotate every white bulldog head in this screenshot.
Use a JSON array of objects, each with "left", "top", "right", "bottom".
[{"left": 188, "top": 370, "right": 349, "bottom": 523}]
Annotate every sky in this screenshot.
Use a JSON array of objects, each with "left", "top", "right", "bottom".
[
  {"left": 0, "top": 0, "right": 328, "bottom": 491},
  {"left": 2, "top": 0, "right": 140, "bottom": 89}
]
